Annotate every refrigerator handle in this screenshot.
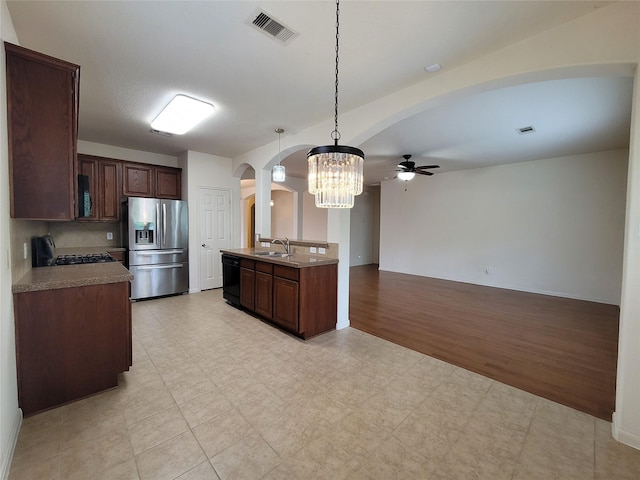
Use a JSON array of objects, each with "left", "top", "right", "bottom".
[
  {"left": 137, "top": 264, "right": 184, "bottom": 271},
  {"left": 163, "top": 203, "right": 167, "bottom": 246},
  {"left": 156, "top": 202, "right": 161, "bottom": 247}
]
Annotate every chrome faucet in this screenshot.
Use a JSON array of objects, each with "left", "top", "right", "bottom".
[{"left": 271, "top": 237, "right": 289, "bottom": 255}]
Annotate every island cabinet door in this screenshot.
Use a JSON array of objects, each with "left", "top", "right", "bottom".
[
  {"left": 240, "top": 267, "right": 255, "bottom": 310},
  {"left": 255, "top": 271, "right": 273, "bottom": 320},
  {"left": 273, "top": 276, "right": 299, "bottom": 332}
]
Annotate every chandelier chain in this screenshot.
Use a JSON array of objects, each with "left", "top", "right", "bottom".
[{"left": 332, "top": 0, "right": 340, "bottom": 143}]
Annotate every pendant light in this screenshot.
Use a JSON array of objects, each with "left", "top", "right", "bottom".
[
  {"left": 272, "top": 128, "right": 286, "bottom": 182},
  {"left": 307, "top": 0, "right": 364, "bottom": 208}
]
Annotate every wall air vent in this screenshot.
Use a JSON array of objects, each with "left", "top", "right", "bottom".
[
  {"left": 249, "top": 10, "right": 298, "bottom": 44},
  {"left": 517, "top": 126, "right": 536, "bottom": 135}
]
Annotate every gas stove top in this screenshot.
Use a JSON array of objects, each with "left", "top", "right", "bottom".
[{"left": 54, "top": 253, "right": 116, "bottom": 266}]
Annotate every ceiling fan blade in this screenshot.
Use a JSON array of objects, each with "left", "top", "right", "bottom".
[
  {"left": 416, "top": 170, "right": 434, "bottom": 176},
  {"left": 398, "top": 161, "right": 415, "bottom": 170},
  {"left": 415, "top": 165, "right": 440, "bottom": 170}
]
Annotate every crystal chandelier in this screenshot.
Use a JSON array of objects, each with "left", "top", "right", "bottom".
[
  {"left": 307, "top": 0, "right": 364, "bottom": 208},
  {"left": 272, "top": 128, "right": 285, "bottom": 182}
]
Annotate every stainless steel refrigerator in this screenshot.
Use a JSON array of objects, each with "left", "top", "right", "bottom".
[{"left": 122, "top": 197, "right": 189, "bottom": 300}]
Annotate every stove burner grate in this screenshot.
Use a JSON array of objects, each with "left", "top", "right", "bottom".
[{"left": 54, "top": 253, "right": 116, "bottom": 266}]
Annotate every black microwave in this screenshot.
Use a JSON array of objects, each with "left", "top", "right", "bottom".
[{"left": 32, "top": 235, "right": 56, "bottom": 267}]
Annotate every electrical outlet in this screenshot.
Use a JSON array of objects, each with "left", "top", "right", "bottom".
[
  {"left": 310, "top": 247, "right": 317, "bottom": 254},
  {"left": 318, "top": 247, "right": 326, "bottom": 255},
  {"left": 106, "top": 232, "right": 113, "bottom": 240}
]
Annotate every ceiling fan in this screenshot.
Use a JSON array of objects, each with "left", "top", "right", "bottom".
[{"left": 396, "top": 154, "right": 440, "bottom": 180}]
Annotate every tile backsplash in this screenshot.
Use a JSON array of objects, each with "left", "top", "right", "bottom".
[
  {"left": 11, "top": 219, "right": 48, "bottom": 282},
  {"left": 11, "top": 220, "right": 122, "bottom": 282},
  {"left": 48, "top": 222, "right": 121, "bottom": 249}
]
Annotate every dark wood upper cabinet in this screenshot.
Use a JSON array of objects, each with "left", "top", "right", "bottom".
[
  {"left": 77, "top": 154, "right": 121, "bottom": 222},
  {"left": 5, "top": 42, "right": 80, "bottom": 220},
  {"left": 98, "top": 159, "right": 121, "bottom": 221},
  {"left": 122, "top": 162, "right": 153, "bottom": 197},
  {"left": 122, "top": 162, "right": 181, "bottom": 199},
  {"left": 155, "top": 166, "right": 182, "bottom": 200}
]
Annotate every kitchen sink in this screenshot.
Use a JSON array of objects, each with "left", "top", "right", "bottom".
[{"left": 254, "top": 251, "right": 291, "bottom": 257}]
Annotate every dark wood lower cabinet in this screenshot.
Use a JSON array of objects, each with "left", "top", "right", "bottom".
[
  {"left": 240, "top": 264, "right": 255, "bottom": 310},
  {"left": 255, "top": 271, "right": 273, "bottom": 319},
  {"left": 238, "top": 259, "right": 337, "bottom": 339},
  {"left": 273, "top": 276, "right": 299, "bottom": 331},
  {"left": 13, "top": 282, "right": 132, "bottom": 416}
]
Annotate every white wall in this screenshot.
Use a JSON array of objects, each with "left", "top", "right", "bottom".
[
  {"left": 302, "top": 192, "right": 327, "bottom": 241},
  {"left": 180, "top": 151, "right": 239, "bottom": 293},
  {"left": 380, "top": 150, "right": 628, "bottom": 305},
  {"left": 350, "top": 186, "right": 380, "bottom": 266},
  {"left": 78, "top": 140, "right": 178, "bottom": 167},
  {"left": 270, "top": 190, "right": 294, "bottom": 239},
  {"left": 615, "top": 40, "right": 640, "bottom": 449},
  {"left": 0, "top": 3, "right": 21, "bottom": 478}
]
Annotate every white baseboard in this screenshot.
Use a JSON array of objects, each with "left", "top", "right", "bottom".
[
  {"left": 336, "top": 318, "right": 350, "bottom": 330},
  {"left": 1, "top": 408, "right": 22, "bottom": 480},
  {"left": 612, "top": 412, "right": 640, "bottom": 451}
]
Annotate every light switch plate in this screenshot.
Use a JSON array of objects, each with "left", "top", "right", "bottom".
[
  {"left": 106, "top": 232, "right": 113, "bottom": 240},
  {"left": 310, "top": 247, "right": 317, "bottom": 254},
  {"left": 318, "top": 247, "right": 326, "bottom": 255},
  {"left": 23, "top": 242, "right": 28, "bottom": 259}
]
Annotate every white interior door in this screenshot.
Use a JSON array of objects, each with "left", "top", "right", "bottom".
[{"left": 199, "top": 188, "right": 231, "bottom": 290}]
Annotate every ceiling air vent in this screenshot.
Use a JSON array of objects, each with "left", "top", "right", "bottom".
[
  {"left": 249, "top": 10, "right": 298, "bottom": 44},
  {"left": 517, "top": 126, "right": 536, "bottom": 135}
]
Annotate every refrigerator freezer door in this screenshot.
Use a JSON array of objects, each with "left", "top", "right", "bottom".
[
  {"left": 129, "top": 263, "right": 189, "bottom": 300},
  {"left": 129, "top": 248, "right": 188, "bottom": 266},
  {"left": 161, "top": 200, "right": 188, "bottom": 249},
  {"left": 127, "top": 197, "right": 160, "bottom": 251}
]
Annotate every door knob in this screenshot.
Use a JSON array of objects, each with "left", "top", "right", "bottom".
[{"left": 201, "top": 244, "right": 206, "bottom": 247}]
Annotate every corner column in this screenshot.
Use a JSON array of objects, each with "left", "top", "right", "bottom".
[{"left": 327, "top": 208, "right": 350, "bottom": 330}]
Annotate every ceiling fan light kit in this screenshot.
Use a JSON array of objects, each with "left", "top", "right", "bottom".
[
  {"left": 307, "top": 0, "right": 364, "bottom": 209},
  {"left": 397, "top": 170, "right": 415, "bottom": 181},
  {"left": 394, "top": 154, "right": 440, "bottom": 182}
]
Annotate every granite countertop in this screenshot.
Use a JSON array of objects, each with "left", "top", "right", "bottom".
[
  {"left": 221, "top": 248, "right": 338, "bottom": 268},
  {"left": 13, "top": 262, "right": 133, "bottom": 293}
]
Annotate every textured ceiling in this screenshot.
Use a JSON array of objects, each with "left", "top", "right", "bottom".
[{"left": 6, "top": 1, "right": 631, "bottom": 185}]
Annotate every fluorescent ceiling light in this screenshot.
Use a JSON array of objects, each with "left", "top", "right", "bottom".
[{"left": 151, "top": 94, "right": 214, "bottom": 135}]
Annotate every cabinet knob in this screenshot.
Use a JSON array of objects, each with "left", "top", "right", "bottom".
[{"left": 201, "top": 244, "right": 206, "bottom": 248}]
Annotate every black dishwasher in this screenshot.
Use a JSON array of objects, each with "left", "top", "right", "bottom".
[{"left": 222, "top": 254, "right": 241, "bottom": 307}]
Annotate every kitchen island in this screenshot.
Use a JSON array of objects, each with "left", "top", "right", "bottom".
[
  {"left": 221, "top": 248, "right": 338, "bottom": 339},
  {"left": 12, "top": 262, "right": 133, "bottom": 415}
]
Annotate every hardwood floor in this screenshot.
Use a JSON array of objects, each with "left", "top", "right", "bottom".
[{"left": 349, "top": 264, "right": 619, "bottom": 421}]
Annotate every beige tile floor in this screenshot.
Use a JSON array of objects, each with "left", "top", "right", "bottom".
[{"left": 8, "top": 288, "right": 640, "bottom": 480}]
